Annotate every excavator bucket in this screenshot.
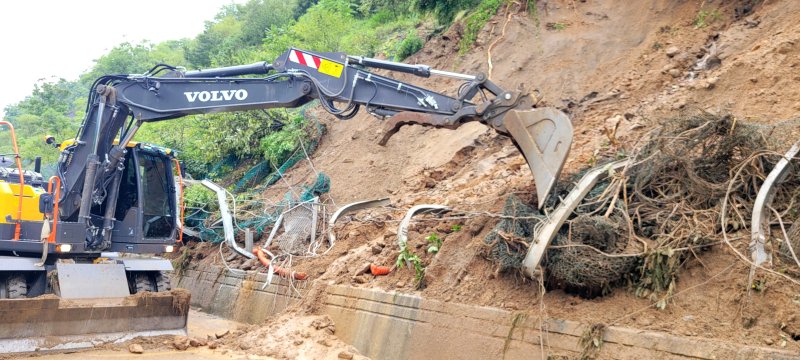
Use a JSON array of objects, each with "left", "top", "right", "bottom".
[{"left": 503, "top": 107, "right": 573, "bottom": 208}]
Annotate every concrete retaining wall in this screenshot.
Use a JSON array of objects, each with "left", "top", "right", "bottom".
[
  {"left": 175, "top": 266, "right": 303, "bottom": 324},
  {"left": 174, "top": 265, "right": 798, "bottom": 359}
]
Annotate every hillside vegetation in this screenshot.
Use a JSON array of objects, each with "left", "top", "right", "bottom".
[{"left": 1, "top": 0, "right": 504, "bottom": 180}]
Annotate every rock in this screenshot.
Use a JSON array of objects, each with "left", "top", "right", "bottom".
[
  {"left": 173, "top": 336, "right": 191, "bottom": 351},
  {"left": 317, "top": 338, "right": 332, "bottom": 347},
  {"left": 338, "top": 351, "right": 355, "bottom": 359},
  {"left": 468, "top": 220, "right": 485, "bottom": 235},
  {"left": 668, "top": 68, "right": 682, "bottom": 78},
  {"left": 765, "top": 338, "right": 774, "bottom": 345},
  {"left": 636, "top": 316, "right": 654, "bottom": 327},
  {"left": 665, "top": 46, "right": 680, "bottom": 57},
  {"left": 190, "top": 338, "right": 207, "bottom": 347},
  {"left": 353, "top": 275, "right": 368, "bottom": 284},
  {"left": 216, "top": 330, "right": 230, "bottom": 339},
  {"left": 353, "top": 262, "right": 371, "bottom": 277},
  {"left": 371, "top": 245, "right": 383, "bottom": 255},
  {"left": 671, "top": 99, "right": 687, "bottom": 110},
  {"left": 241, "top": 258, "right": 259, "bottom": 271},
  {"left": 208, "top": 341, "right": 219, "bottom": 350},
  {"left": 128, "top": 344, "right": 144, "bottom": 354},
  {"left": 239, "top": 342, "right": 252, "bottom": 350},
  {"left": 294, "top": 339, "right": 304, "bottom": 346},
  {"left": 776, "top": 41, "right": 794, "bottom": 55}
]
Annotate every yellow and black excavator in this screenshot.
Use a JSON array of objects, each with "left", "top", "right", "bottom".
[{"left": 0, "top": 48, "right": 572, "bottom": 351}]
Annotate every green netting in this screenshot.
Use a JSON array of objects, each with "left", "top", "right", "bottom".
[
  {"left": 301, "top": 173, "right": 330, "bottom": 202},
  {"left": 258, "top": 119, "right": 326, "bottom": 190},
  {"left": 208, "top": 154, "right": 240, "bottom": 178},
  {"left": 185, "top": 170, "right": 331, "bottom": 244},
  {"left": 186, "top": 102, "right": 330, "bottom": 243},
  {"left": 233, "top": 160, "right": 272, "bottom": 193}
]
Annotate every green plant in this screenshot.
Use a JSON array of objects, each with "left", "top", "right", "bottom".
[
  {"left": 395, "top": 31, "right": 424, "bottom": 60},
  {"left": 694, "top": 9, "right": 721, "bottom": 29},
  {"left": 426, "top": 233, "right": 442, "bottom": 253},
  {"left": 259, "top": 113, "right": 309, "bottom": 165},
  {"left": 546, "top": 22, "right": 568, "bottom": 31},
  {"left": 458, "top": 0, "right": 505, "bottom": 54},
  {"left": 396, "top": 246, "right": 426, "bottom": 287},
  {"left": 450, "top": 224, "right": 462, "bottom": 232},
  {"left": 751, "top": 278, "right": 767, "bottom": 292},
  {"left": 578, "top": 324, "right": 606, "bottom": 360},
  {"left": 527, "top": 0, "right": 538, "bottom": 17},
  {"left": 183, "top": 185, "right": 219, "bottom": 212}
]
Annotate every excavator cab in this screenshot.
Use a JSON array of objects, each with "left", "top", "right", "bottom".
[{"left": 109, "top": 143, "right": 178, "bottom": 252}]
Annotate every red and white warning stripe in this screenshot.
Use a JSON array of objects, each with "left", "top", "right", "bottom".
[{"left": 288, "top": 49, "right": 321, "bottom": 69}]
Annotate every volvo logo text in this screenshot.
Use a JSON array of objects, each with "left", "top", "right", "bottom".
[{"left": 184, "top": 89, "right": 248, "bottom": 102}]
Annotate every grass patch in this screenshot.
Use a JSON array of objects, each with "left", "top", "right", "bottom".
[
  {"left": 694, "top": 8, "right": 721, "bottom": 28},
  {"left": 459, "top": 0, "right": 506, "bottom": 54}
]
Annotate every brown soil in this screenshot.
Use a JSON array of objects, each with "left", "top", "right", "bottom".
[{"left": 180, "top": 0, "right": 800, "bottom": 355}]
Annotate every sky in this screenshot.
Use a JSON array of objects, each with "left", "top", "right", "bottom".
[{"left": 0, "top": 0, "right": 242, "bottom": 117}]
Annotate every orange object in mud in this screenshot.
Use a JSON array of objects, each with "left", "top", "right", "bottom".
[
  {"left": 370, "top": 264, "right": 391, "bottom": 276},
  {"left": 253, "top": 248, "right": 309, "bottom": 280}
]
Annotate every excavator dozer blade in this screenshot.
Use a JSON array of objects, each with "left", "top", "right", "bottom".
[
  {"left": 0, "top": 289, "right": 189, "bottom": 353},
  {"left": 503, "top": 107, "right": 573, "bottom": 208}
]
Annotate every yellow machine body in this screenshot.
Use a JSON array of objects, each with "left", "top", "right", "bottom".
[{"left": 0, "top": 180, "right": 45, "bottom": 224}]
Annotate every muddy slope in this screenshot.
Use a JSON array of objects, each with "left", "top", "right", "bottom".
[{"left": 191, "top": 0, "right": 800, "bottom": 352}]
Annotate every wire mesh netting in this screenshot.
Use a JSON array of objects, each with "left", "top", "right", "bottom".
[
  {"left": 483, "top": 194, "right": 543, "bottom": 272},
  {"left": 483, "top": 112, "right": 800, "bottom": 300}
]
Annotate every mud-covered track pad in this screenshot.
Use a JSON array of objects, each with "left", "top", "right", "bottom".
[{"left": 503, "top": 107, "right": 573, "bottom": 208}]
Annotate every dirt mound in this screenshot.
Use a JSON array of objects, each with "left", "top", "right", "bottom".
[{"left": 218, "top": 313, "right": 364, "bottom": 360}]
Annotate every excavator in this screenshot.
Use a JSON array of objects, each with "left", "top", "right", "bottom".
[{"left": 0, "top": 48, "right": 572, "bottom": 351}]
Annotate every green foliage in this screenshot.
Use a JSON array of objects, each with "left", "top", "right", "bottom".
[
  {"left": 82, "top": 41, "right": 186, "bottom": 83},
  {"left": 259, "top": 112, "right": 308, "bottom": 165},
  {"left": 694, "top": 8, "right": 721, "bottom": 29},
  {"left": 356, "top": 0, "right": 412, "bottom": 17},
  {"left": 183, "top": 184, "right": 219, "bottom": 212},
  {"left": 396, "top": 245, "right": 426, "bottom": 288},
  {"left": 2, "top": 78, "right": 85, "bottom": 168},
  {"left": 395, "top": 31, "right": 424, "bottom": 60},
  {"left": 458, "top": 0, "right": 505, "bottom": 54},
  {"left": 426, "top": 233, "right": 442, "bottom": 253},
  {"left": 414, "top": 0, "right": 481, "bottom": 24},
  {"left": 546, "top": 22, "right": 568, "bottom": 31},
  {"left": 293, "top": 0, "right": 319, "bottom": 19},
  {"left": 450, "top": 224, "right": 462, "bottom": 231}
]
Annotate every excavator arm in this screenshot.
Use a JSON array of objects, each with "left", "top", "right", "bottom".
[{"left": 58, "top": 48, "right": 573, "bottom": 248}]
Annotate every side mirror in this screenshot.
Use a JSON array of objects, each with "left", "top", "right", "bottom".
[
  {"left": 44, "top": 135, "right": 59, "bottom": 148},
  {"left": 39, "top": 193, "right": 54, "bottom": 214}
]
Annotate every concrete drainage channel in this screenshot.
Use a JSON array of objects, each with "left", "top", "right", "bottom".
[{"left": 175, "top": 265, "right": 797, "bottom": 359}]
